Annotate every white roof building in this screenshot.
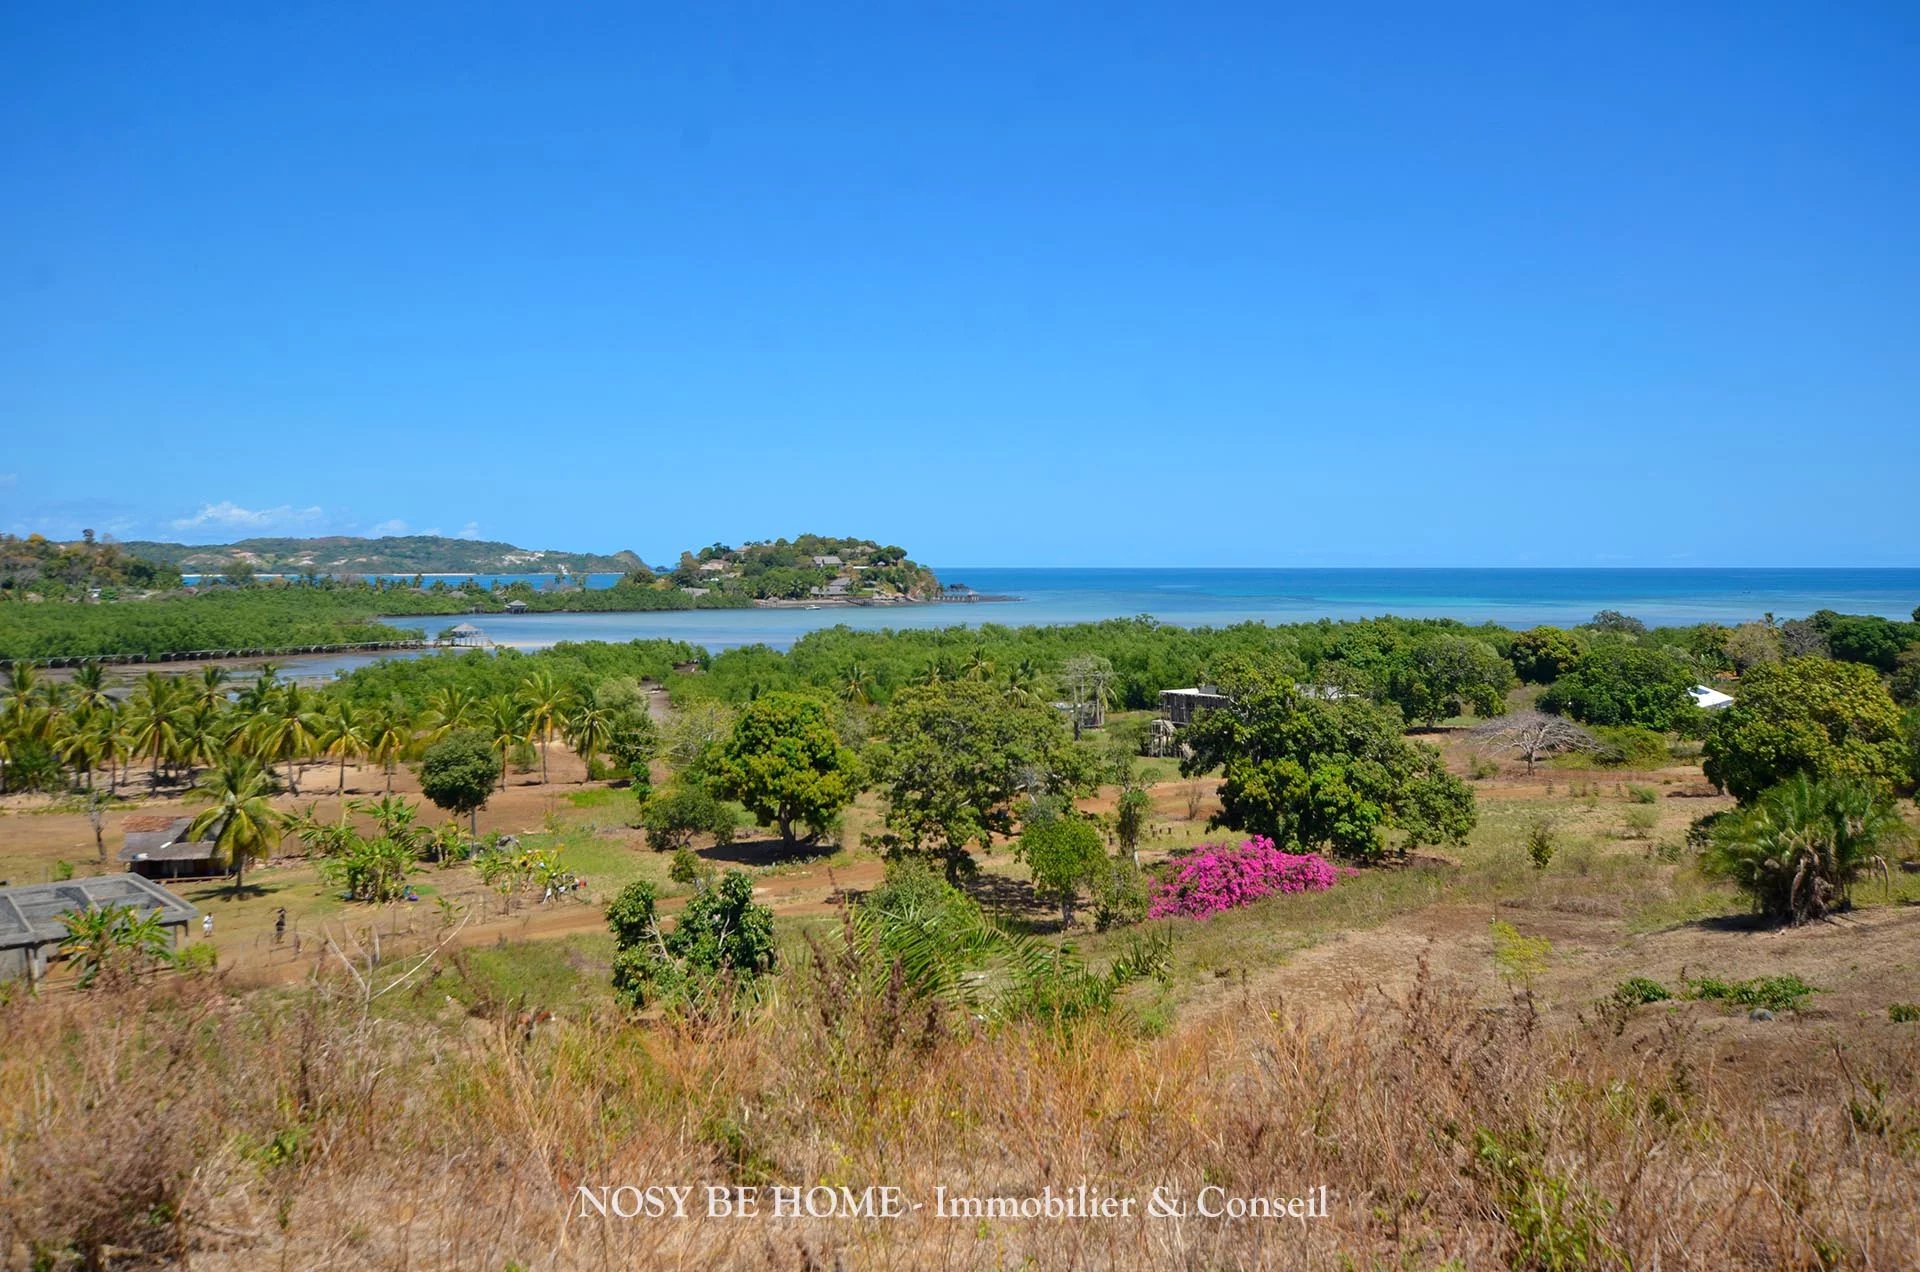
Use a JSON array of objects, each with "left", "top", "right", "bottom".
[{"left": 1688, "top": 685, "right": 1735, "bottom": 710}]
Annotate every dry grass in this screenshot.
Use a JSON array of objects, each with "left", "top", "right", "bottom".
[{"left": 3, "top": 937, "right": 1917, "bottom": 1270}]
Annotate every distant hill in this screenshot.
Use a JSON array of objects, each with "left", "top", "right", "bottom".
[{"left": 116, "top": 535, "right": 650, "bottom": 577}]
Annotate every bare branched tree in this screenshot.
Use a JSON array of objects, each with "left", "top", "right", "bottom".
[{"left": 1468, "top": 709, "right": 1600, "bottom": 774}]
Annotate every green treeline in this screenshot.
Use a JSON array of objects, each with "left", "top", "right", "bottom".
[{"left": 0, "top": 579, "right": 749, "bottom": 661}]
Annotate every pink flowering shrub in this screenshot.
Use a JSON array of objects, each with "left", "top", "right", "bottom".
[{"left": 1147, "top": 836, "right": 1344, "bottom": 920}]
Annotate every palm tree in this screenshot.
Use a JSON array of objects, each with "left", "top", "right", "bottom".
[
  {"left": 52, "top": 711, "right": 107, "bottom": 793},
  {"left": 516, "top": 670, "right": 570, "bottom": 785},
  {"left": 248, "top": 682, "right": 320, "bottom": 795},
  {"left": 424, "top": 686, "right": 479, "bottom": 744},
  {"left": 1704, "top": 775, "right": 1910, "bottom": 923},
  {"left": 842, "top": 663, "right": 875, "bottom": 707},
  {"left": 364, "top": 696, "right": 415, "bottom": 795},
  {"left": 963, "top": 648, "right": 995, "bottom": 682},
  {"left": 190, "top": 665, "right": 232, "bottom": 714},
  {"left": 482, "top": 694, "right": 527, "bottom": 790},
  {"left": 122, "top": 673, "right": 185, "bottom": 790},
  {"left": 1003, "top": 657, "right": 1044, "bottom": 707},
  {"left": 185, "top": 754, "right": 286, "bottom": 897},
  {"left": 560, "top": 687, "right": 612, "bottom": 781},
  {"left": 69, "top": 663, "right": 113, "bottom": 715},
  {"left": 318, "top": 697, "right": 371, "bottom": 795}
]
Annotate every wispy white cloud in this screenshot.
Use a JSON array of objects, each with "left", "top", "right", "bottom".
[
  {"left": 455, "top": 522, "right": 482, "bottom": 539},
  {"left": 168, "top": 501, "right": 328, "bottom": 534},
  {"left": 367, "top": 518, "right": 411, "bottom": 536}
]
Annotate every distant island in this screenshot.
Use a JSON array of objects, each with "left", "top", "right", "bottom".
[
  {"left": 0, "top": 531, "right": 998, "bottom": 663},
  {"left": 115, "top": 534, "right": 649, "bottom": 578}
]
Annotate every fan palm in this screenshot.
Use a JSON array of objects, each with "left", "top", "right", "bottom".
[
  {"left": 1703, "top": 775, "right": 1910, "bottom": 923},
  {"left": 185, "top": 754, "right": 286, "bottom": 896}
]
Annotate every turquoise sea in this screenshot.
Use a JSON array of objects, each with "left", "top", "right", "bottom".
[{"left": 274, "top": 567, "right": 1920, "bottom": 679}]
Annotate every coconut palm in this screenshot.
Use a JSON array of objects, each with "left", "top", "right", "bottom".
[
  {"left": 185, "top": 754, "right": 286, "bottom": 896},
  {"left": 122, "top": 673, "right": 185, "bottom": 790},
  {"left": 842, "top": 663, "right": 876, "bottom": 708},
  {"left": 482, "top": 694, "right": 527, "bottom": 790},
  {"left": 424, "top": 685, "right": 479, "bottom": 744},
  {"left": 560, "top": 686, "right": 613, "bottom": 780},
  {"left": 318, "top": 697, "right": 371, "bottom": 795},
  {"left": 248, "top": 682, "right": 320, "bottom": 795},
  {"left": 516, "top": 670, "right": 571, "bottom": 785},
  {"left": 190, "top": 665, "right": 232, "bottom": 714},
  {"left": 69, "top": 663, "right": 113, "bottom": 715},
  {"left": 364, "top": 696, "right": 415, "bottom": 795},
  {"left": 1703, "top": 775, "right": 1910, "bottom": 924}
]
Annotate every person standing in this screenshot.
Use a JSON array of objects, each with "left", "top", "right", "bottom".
[
  {"left": 202, "top": 913, "right": 214, "bottom": 939},
  {"left": 273, "top": 907, "right": 287, "bottom": 944}
]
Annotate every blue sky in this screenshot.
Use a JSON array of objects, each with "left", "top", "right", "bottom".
[{"left": 2, "top": 2, "right": 1916, "bottom": 567}]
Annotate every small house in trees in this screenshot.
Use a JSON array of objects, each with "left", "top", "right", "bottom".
[
  {"left": 504, "top": 599, "right": 530, "bottom": 614},
  {"left": 446, "top": 622, "right": 488, "bottom": 646},
  {"left": 1160, "top": 686, "right": 1231, "bottom": 726},
  {"left": 1688, "top": 685, "right": 1735, "bottom": 710},
  {"left": 119, "top": 815, "right": 221, "bottom": 880}
]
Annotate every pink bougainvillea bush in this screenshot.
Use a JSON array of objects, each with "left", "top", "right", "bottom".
[{"left": 1147, "top": 836, "right": 1345, "bottom": 920}]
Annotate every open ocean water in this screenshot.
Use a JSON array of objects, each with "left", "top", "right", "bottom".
[{"left": 260, "top": 567, "right": 1920, "bottom": 679}]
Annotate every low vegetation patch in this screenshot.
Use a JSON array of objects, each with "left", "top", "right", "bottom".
[{"left": 1686, "top": 974, "right": 1818, "bottom": 1014}]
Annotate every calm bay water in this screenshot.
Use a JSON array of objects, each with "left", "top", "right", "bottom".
[{"left": 272, "top": 567, "right": 1920, "bottom": 680}]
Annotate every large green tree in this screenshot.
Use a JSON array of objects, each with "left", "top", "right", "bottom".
[
  {"left": 417, "top": 730, "right": 498, "bottom": 834},
  {"left": 709, "top": 692, "right": 861, "bottom": 849},
  {"left": 1016, "top": 813, "right": 1108, "bottom": 927},
  {"left": 1540, "top": 643, "right": 1699, "bottom": 732},
  {"left": 1385, "top": 634, "right": 1514, "bottom": 728},
  {"left": 1702, "top": 775, "right": 1909, "bottom": 923},
  {"left": 1702, "top": 658, "right": 1909, "bottom": 803},
  {"left": 866, "top": 680, "right": 1090, "bottom": 881},
  {"left": 1181, "top": 657, "right": 1476, "bottom": 863}
]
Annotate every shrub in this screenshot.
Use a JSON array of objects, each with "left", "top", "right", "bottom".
[
  {"left": 1588, "top": 726, "right": 1672, "bottom": 770},
  {"left": 1147, "top": 837, "right": 1343, "bottom": 920},
  {"left": 1888, "top": 1003, "right": 1920, "bottom": 1024},
  {"left": 1627, "top": 784, "right": 1660, "bottom": 804},
  {"left": 1469, "top": 755, "right": 1501, "bottom": 780},
  {"left": 668, "top": 846, "right": 712, "bottom": 889},
  {"left": 1620, "top": 807, "right": 1659, "bottom": 840},
  {"left": 1687, "top": 974, "right": 1816, "bottom": 1013},
  {"left": 608, "top": 871, "right": 775, "bottom": 1013},
  {"left": 1611, "top": 977, "right": 1672, "bottom": 1006},
  {"left": 1526, "top": 821, "right": 1557, "bottom": 871},
  {"left": 1091, "top": 854, "right": 1149, "bottom": 931},
  {"left": 1701, "top": 776, "right": 1908, "bottom": 923},
  {"left": 639, "top": 783, "right": 738, "bottom": 852}
]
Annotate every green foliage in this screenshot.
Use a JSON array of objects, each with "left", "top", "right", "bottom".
[
  {"left": 608, "top": 871, "right": 776, "bottom": 1013},
  {"left": 1489, "top": 920, "right": 1552, "bottom": 985},
  {"left": 1703, "top": 658, "right": 1909, "bottom": 803},
  {"left": 1610, "top": 977, "right": 1673, "bottom": 1006},
  {"left": 667, "top": 846, "right": 713, "bottom": 889},
  {"left": 416, "top": 730, "right": 496, "bottom": 826},
  {"left": 1090, "top": 854, "right": 1150, "bottom": 931},
  {"left": 1508, "top": 626, "right": 1586, "bottom": 684},
  {"left": 1015, "top": 813, "right": 1109, "bottom": 926},
  {"left": 1686, "top": 974, "right": 1816, "bottom": 1013},
  {"left": 1888, "top": 1003, "right": 1920, "bottom": 1024},
  {"left": 710, "top": 692, "right": 860, "bottom": 848},
  {"left": 1627, "top": 784, "right": 1659, "bottom": 804},
  {"left": 1701, "top": 775, "right": 1907, "bottom": 923},
  {"left": 1810, "top": 610, "right": 1916, "bottom": 673},
  {"left": 1540, "top": 644, "right": 1699, "bottom": 733},
  {"left": 638, "top": 783, "right": 738, "bottom": 852},
  {"left": 58, "top": 903, "right": 176, "bottom": 989},
  {"left": 183, "top": 754, "right": 286, "bottom": 893},
  {"left": 1384, "top": 633, "right": 1515, "bottom": 727},
  {"left": 1181, "top": 656, "right": 1477, "bottom": 863},
  {"left": 1586, "top": 725, "right": 1672, "bottom": 770},
  {"left": 1470, "top": 1126, "right": 1617, "bottom": 1271},
  {"left": 1526, "top": 821, "right": 1557, "bottom": 871},
  {"left": 0, "top": 533, "right": 182, "bottom": 600},
  {"left": 866, "top": 680, "right": 1090, "bottom": 881}
]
